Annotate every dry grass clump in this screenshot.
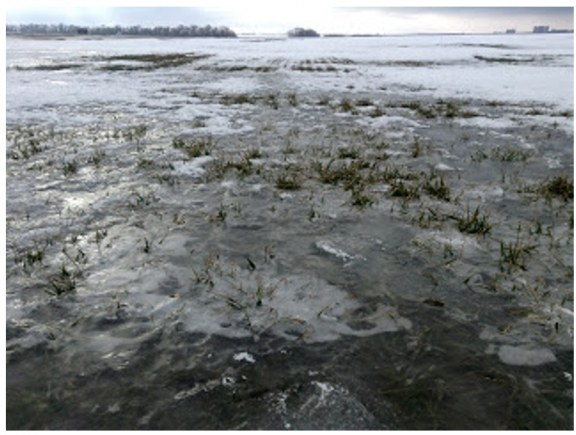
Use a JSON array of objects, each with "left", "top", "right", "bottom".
[
  {"left": 172, "top": 137, "right": 215, "bottom": 158},
  {"left": 540, "top": 176, "right": 573, "bottom": 201},
  {"left": 275, "top": 173, "right": 302, "bottom": 190}
]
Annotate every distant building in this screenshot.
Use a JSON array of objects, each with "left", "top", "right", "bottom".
[
  {"left": 505, "top": 29, "right": 516, "bottom": 34},
  {"left": 550, "top": 29, "right": 574, "bottom": 34},
  {"left": 533, "top": 25, "right": 550, "bottom": 33}
]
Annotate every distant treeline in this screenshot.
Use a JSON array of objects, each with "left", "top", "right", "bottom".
[{"left": 6, "top": 23, "right": 237, "bottom": 38}]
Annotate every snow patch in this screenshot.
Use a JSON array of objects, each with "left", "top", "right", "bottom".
[
  {"left": 544, "top": 156, "right": 563, "bottom": 169},
  {"left": 462, "top": 185, "right": 504, "bottom": 201},
  {"left": 315, "top": 240, "right": 354, "bottom": 262},
  {"left": 221, "top": 376, "right": 236, "bottom": 387},
  {"left": 107, "top": 403, "right": 121, "bottom": 414},
  {"left": 418, "top": 229, "right": 481, "bottom": 252},
  {"left": 434, "top": 162, "right": 454, "bottom": 171},
  {"left": 233, "top": 352, "right": 256, "bottom": 364},
  {"left": 455, "top": 117, "right": 516, "bottom": 130},
  {"left": 497, "top": 345, "right": 557, "bottom": 366},
  {"left": 312, "top": 381, "right": 336, "bottom": 402},
  {"left": 173, "top": 156, "right": 213, "bottom": 177}
]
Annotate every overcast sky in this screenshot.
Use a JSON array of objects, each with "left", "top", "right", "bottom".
[{"left": 5, "top": 5, "right": 574, "bottom": 35}]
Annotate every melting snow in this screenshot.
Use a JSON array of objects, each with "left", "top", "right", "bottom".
[
  {"left": 315, "top": 240, "right": 354, "bottom": 262},
  {"left": 221, "top": 376, "right": 236, "bottom": 387},
  {"left": 172, "top": 156, "right": 213, "bottom": 177},
  {"left": 312, "top": 381, "right": 336, "bottom": 401},
  {"left": 497, "top": 345, "right": 557, "bottom": 366},
  {"left": 233, "top": 352, "right": 256, "bottom": 364},
  {"left": 434, "top": 162, "right": 454, "bottom": 171}
]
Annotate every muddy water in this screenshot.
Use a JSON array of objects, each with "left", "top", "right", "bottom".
[{"left": 6, "top": 35, "right": 573, "bottom": 429}]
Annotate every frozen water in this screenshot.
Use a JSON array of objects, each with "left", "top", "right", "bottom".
[{"left": 6, "top": 32, "right": 573, "bottom": 430}]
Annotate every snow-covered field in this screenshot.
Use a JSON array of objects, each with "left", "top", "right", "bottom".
[{"left": 6, "top": 33, "right": 574, "bottom": 429}]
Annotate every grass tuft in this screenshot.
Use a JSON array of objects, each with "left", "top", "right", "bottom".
[
  {"left": 286, "top": 93, "right": 298, "bottom": 107},
  {"left": 457, "top": 206, "right": 491, "bottom": 235},
  {"left": 100, "top": 52, "right": 210, "bottom": 71},
  {"left": 424, "top": 176, "right": 451, "bottom": 202},
  {"left": 339, "top": 98, "right": 358, "bottom": 114},
  {"left": 63, "top": 160, "right": 79, "bottom": 176},
  {"left": 337, "top": 147, "right": 360, "bottom": 159},
  {"left": 491, "top": 146, "right": 531, "bottom": 163},
  {"left": 88, "top": 150, "right": 106, "bottom": 167},
  {"left": 369, "top": 107, "right": 386, "bottom": 118},
  {"left": 540, "top": 176, "right": 573, "bottom": 202},
  {"left": 351, "top": 187, "right": 374, "bottom": 208},
  {"left": 47, "top": 265, "right": 77, "bottom": 296},
  {"left": 275, "top": 173, "right": 302, "bottom": 190},
  {"left": 173, "top": 137, "right": 215, "bottom": 158},
  {"left": 499, "top": 232, "right": 537, "bottom": 273},
  {"left": 10, "top": 139, "right": 43, "bottom": 160},
  {"left": 220, "top": 94, "right": 255, "bottom": 105},
  {"left": 390, "top": 181, "right": 420, "bottom": 201}
]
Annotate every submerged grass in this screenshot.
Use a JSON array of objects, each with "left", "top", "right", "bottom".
[
  {"left": 275, "top": 173, "right": 302, "bottom": 190},
  {"left": 173, "top": 136, "right": 214, "bottom": 158},
  {"left": 337, "top": 146, "right": 360, "bottom": 159},
  {"left": 471, "top": 146, "right": 531, "bottom": 163},
  {"left": 390, "top": 181, "right": 420, "bottom": 201},
  {"left": 491, "top": 146, "right": 531, "bottom": 163},
  {"left": 339, "top": 98, "right": 358, "bottom": 114},
  {"left": 539, "top": 176, "right": 573, "bottom": 202},
  {"left": 499, "top": 232, "right": 537, "bottom": 274},
  {"left": 457, "top": 206, "right": 491, "bottom": 235},
  {"left": 14, "top": 63, "right": 84, "bottom": 71},
  {"left": 62, "top": 160, "right": 79, "bottom": 176},
  {"left": 99, "top": 52, "right": 211, "bottom": 71},
  {"left": 474, "top": 55, "right": 538, "bottom": 64},
  {"left": 424, "top": 176, "right": 451, "bottom": 202},
  {"left": 313, "top": 159, "right": 375, "bottom": 189},
  {"left": 351, "top": 187, "right": 374, "bottom": 208},
  {"left": 47, "top": 265, "right": 77, "bottom": 296},
  {"left": 398, "top": 99, "right": 477, "bottom": 119},
  {"left": 88, "top": 150, "right": 106, "bottom": 168},
  {"left": 9, "top": 139, "right": 43, "bottom": 160},
  {"left": 220, "top": 93, "right": 256, "bottom": 105}
]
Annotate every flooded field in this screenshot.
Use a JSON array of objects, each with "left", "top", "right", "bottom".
[{"left": 6, "top": 33, "right": 574, "bottom": 429}]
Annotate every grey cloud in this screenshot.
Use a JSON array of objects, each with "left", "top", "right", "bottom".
[{"left": 339, "top": 7, "right": 573, "bottom": 19}]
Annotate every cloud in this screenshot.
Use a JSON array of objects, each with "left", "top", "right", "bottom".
[
  {"left": 340, "top": 7, "right": 573, "bottom": 18},
  {"left": 339, "top": 7, "right": 574, "bottom": 23},
  {"left": 6, "top": 7, "right": 232, "bottom": 26},
  {"left": 337, "top": 7, "right": 574, "bottom": 33}
]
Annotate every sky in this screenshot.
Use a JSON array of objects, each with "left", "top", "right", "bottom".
[{"left": 5, "top": 4, "right": 575, "bottom": 35}]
